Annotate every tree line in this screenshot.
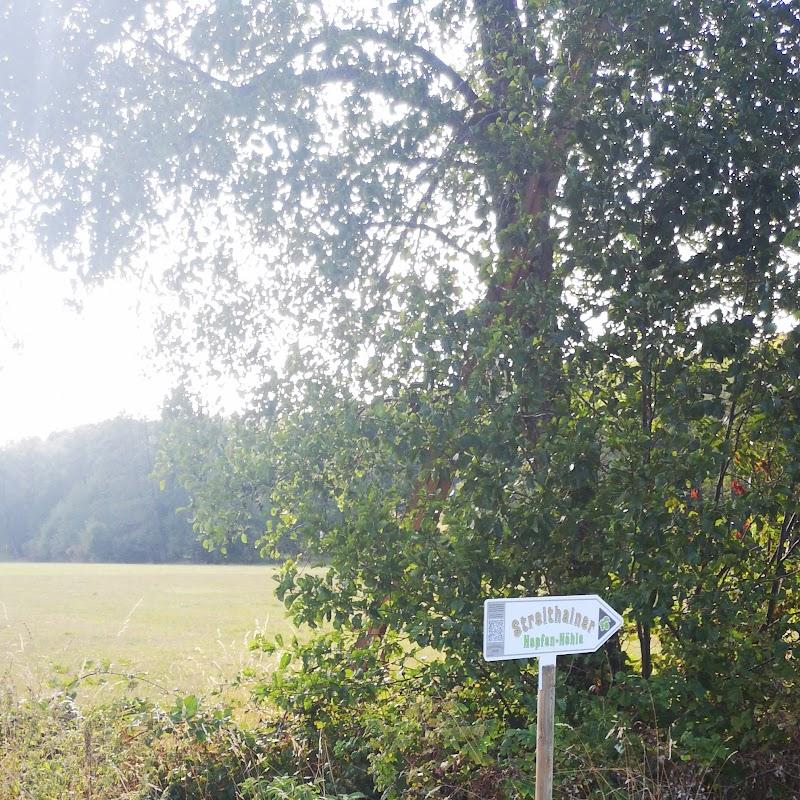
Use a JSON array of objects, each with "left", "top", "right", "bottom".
[{"left": 0, "top": 416, "right": 258, "bottom": 564}]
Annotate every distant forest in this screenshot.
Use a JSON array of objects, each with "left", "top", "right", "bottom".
[{"left": 0, "top": 417, "right": 258, "bottom": 563}]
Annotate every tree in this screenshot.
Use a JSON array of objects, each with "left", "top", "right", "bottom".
[{"left": 3, "top": 0, "right": 800, "bottom": 771}]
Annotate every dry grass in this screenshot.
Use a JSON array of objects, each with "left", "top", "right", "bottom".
[{"left": 0, "top": 561, "right": 304, "bottom": 701}]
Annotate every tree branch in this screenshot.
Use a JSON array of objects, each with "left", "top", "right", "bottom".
[
  {"left": 765, "top": 507, "right": 798, "bottom": 629},
  {"left": 137, "top": 34, "right": 469, "bottom": 127},
  {"left": 260, "top": 64, "right": 465, "bottom": 125},
  {"left": 243, "top": 25, "right": 480, "bottom": 108},
  {"left": 367, "top": 219, "right": 478, "bottom": 259},
  {"left": 136, "top": 36, "right": 239, "bottom": 92},
  {"left": 329, "top": 26, "right": 480, "bottom": 107}
]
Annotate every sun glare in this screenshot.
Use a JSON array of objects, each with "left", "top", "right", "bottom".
[{"left": 0, "top": 262, "right": 171, "bottom": 445}]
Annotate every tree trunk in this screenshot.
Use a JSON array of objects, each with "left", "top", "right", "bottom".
[{"left": 637, "top": 621, "right": 652, "bottom": 679}]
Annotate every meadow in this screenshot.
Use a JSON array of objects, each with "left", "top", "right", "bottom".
[{"left": 0, "top": 562, "right": 302, "bottom": 701}]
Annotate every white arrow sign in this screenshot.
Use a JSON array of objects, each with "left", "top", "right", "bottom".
[
  {"left": 482, "top": 595, "right": 624, "bottom": 800},
  {"left": 483, "top": 594, "right": 623, "bottom": 662}
]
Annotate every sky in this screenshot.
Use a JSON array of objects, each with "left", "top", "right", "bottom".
[{"left": 0, "top": 262, "right": 173, "bottom": 446}]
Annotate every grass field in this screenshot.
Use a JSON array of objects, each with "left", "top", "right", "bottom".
[{"left": 0, "top": 562, "right": 302, "bottom": 701}]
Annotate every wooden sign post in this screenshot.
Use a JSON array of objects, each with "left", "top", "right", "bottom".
[{"left": 483, "top": 595, "right": 623, "bottom": 800}]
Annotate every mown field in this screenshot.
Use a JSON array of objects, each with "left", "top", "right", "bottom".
[{"left": 0, "top": 562, "right": 302, "bottom": 700}]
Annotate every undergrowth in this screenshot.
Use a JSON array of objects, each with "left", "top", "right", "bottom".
[{"left": 1, "top": 650, "right": 798, "bottom": 800}]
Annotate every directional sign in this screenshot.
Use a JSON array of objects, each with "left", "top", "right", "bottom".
[{"left": 483, "top": 594, "right": 623, "bottom": 662}]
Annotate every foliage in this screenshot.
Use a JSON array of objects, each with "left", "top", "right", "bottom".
[
  {"left": 0, "top": 416, "right": 258, "bottom": 563},
  {"left": 0, "top": 683, "right": 266, "bottom": 800},
  {"left": 239, "top": 629, "right": 800, "bottom": 798},
  {"left": 2, "top": 0, "right": 800, "bottom": 791},
  {"left": 4, "top": 667, "right": 799, "bottom": 800}
]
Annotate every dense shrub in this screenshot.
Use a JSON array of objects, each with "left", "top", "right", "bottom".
[{"left": 3, "top": 651, "right": 799, "bottom": 800}]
